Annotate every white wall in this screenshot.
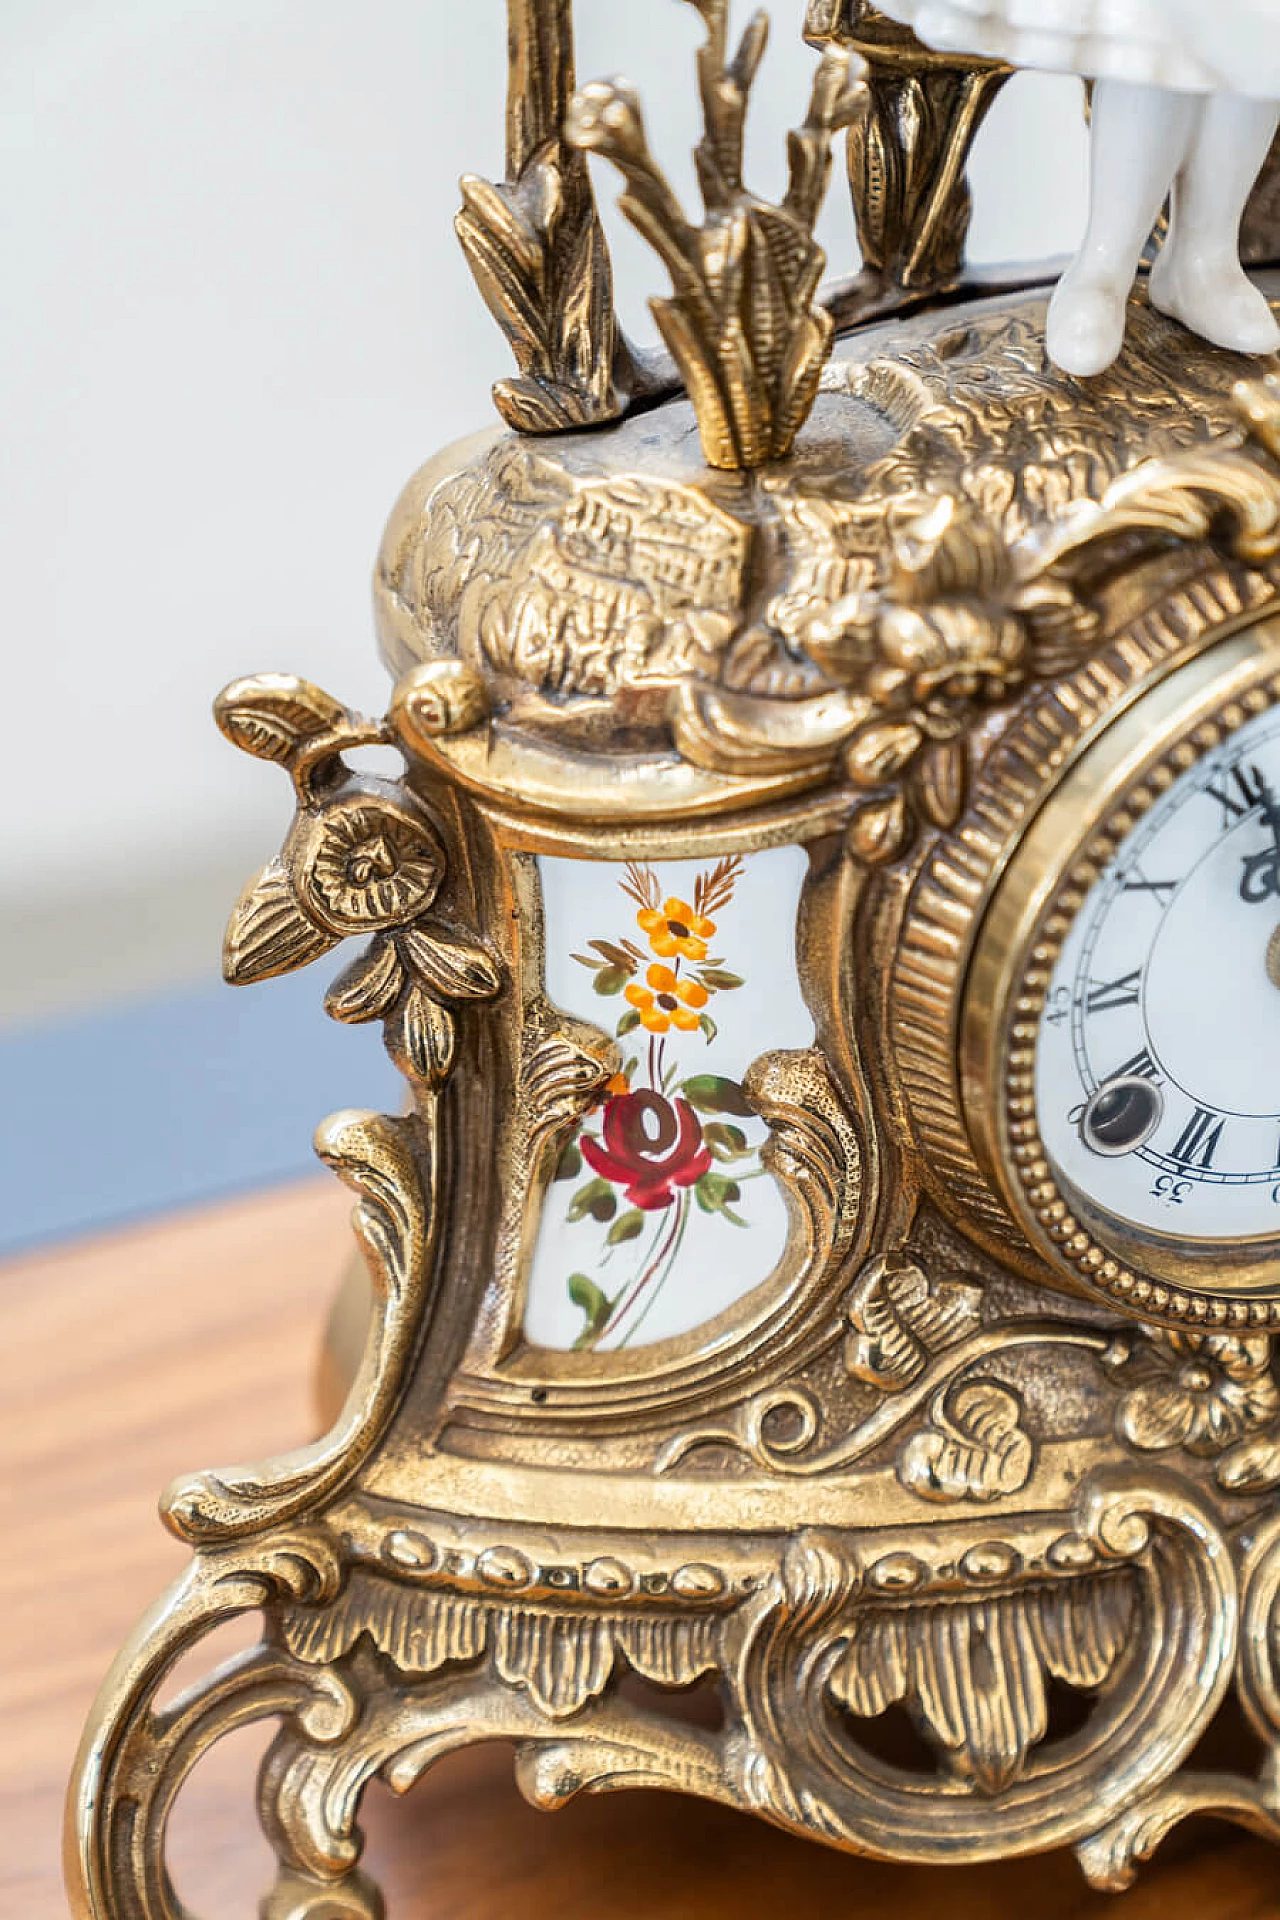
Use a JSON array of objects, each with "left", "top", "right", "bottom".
[{"left": 0, "top": 3, "right": 1088, "bottom": 993}]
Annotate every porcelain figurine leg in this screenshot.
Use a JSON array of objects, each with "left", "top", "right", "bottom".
[
  {"left": 1149, "top": 92, "right": 1280, "bottom": 357},
  {"left": 1046, "top": 81, "right": 1198, "bottom": 378}
]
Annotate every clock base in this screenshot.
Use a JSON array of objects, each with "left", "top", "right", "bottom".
[{"left": 67, "top": 1214, "right": 1280, "bottom": 1911}]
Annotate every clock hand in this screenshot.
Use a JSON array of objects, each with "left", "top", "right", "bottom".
[
  {"left": 1238, "top": 774, "right": 1280, "bottom": 905},
  {"left": 1268, "top": 923, "right": 1280, "bottom": 992}
]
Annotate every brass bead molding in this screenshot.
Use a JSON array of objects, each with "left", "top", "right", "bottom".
[{"left": 66, "top": 3, "right": 1280, "bottom": 1906}]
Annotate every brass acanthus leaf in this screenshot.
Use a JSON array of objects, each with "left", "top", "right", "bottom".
[
  {"left": 899, "top": 1379, "right": 1035, "bottom": 1503},
  {"left": 224, "top": 859, "right": 339, "bottom": 986},
  {"left": 843, "top": 1250, "right": 982, "bottom": 1390},
  {"left": 455, "top": 0, "right": 641, "bottom": 431}
]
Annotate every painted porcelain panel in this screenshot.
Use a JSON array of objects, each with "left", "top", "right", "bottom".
[{"left": 523, "top": 846, "right": 814, "bottom": 1352}]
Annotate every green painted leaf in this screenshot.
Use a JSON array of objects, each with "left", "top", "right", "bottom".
[
  {"left": 704, "top": 1121, "right": 750, "bottom": 1161},
  {"left": 699, "top": 967, "right": 745, "bottom": 991},
  {"left": 568, "top": 1273, "right": 615, "bottom": 1348},
  {"left": 680, "top": 1074, "right": 753, "bottom": 1116},
  {"left": 554, "top": 1141, "right": 583, "bottom": 1182},
  {"left": 593, "top": 965, "right": 629, "bottom": 996},
  {"left": 616, "top": 1009, "right": 642, "bottom": 1036},
  {"left": 695, "top": 1171, "right": 748, "bottom": 1227},
  {"left": 607, "top": 1208, "right": 645, "bottom": 1246},
  {"left": 567, "top": 1177, "right": 618, "bottom": 1224},
  {"left": 698, "top": 1013, "right": 718, "bottom": 1044}
]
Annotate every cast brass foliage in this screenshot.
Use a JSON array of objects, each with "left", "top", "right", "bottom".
[
  {"left": 900, "top": 1379, "right": 1034, "bottom": 1503},
  {"left": 387, "top": 299, "right": 1280, "bottom": 860},
  {"left": 568, "top": 0, "right": 866, "bottom": 468},
  {"left": 212, "top": 674, "right": 502, "bottom": 1094},
  {"left": 814, "top": 1, "right": 1013, "bottom": 299},
  {"left": 68, "top": 1464, "right": 1280, "bottom": 1917},
  {"left": 160, "top": 1112, "right": 433, "bottom": 1546},
  {"left": 830, "top": 1572, "right": 1134, "bottom": 1794},
  {"left": 843, "top": 1251, "right": 982, "bottom": 1390},
  {"left": 455, "top": 0, "right": 638, "bottom": 430}
]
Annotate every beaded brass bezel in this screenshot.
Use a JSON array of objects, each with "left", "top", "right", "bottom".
[{"left": 962, "top": 619, "right": 1280, "bottom": 1327}]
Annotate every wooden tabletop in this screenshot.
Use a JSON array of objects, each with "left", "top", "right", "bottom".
[{"left": 5, "top": 1181, "right": 1278, "bottom": 1917}]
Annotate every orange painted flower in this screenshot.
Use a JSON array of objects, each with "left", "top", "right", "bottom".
[
  {"left": 637, "top": 896, "right": 715, "bottom": 962},
  {"left": 625, "top": 963, "right": 710, "bottom": 1033}
]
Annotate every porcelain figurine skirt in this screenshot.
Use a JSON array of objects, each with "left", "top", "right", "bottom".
[{"left": 883, "top": 0, "right": 1280, "bottom": 98}]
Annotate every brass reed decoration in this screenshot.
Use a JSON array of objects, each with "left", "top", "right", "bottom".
[
  {"left": 68, "top": 5, "right": 1280, "bottom": 1914},
  {"left": 456, "top": 0, "right": 639, "bottom": 430},
  {"left": 568, "top": 0, "right": 865, "bottom": 467},
  {"left": 807, "top": 0, "right": 1011, "bottom": 305}
]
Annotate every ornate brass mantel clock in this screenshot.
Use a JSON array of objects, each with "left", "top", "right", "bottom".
[{"left": 68, "top": 3, "right": 1280, "bottom": 1908}]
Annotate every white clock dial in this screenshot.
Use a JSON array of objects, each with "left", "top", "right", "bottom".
[{"left": 1036, "top": 703, "right": 1280, "bottom": 1248}]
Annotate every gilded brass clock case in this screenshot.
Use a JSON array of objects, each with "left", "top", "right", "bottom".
[{"left": 66, "top": 3, "right": 1280, "bottom": 1909}]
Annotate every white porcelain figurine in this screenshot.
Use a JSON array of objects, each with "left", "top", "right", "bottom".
[{"left": 877, "top": 1, "right": 1280, "bottom": 376}]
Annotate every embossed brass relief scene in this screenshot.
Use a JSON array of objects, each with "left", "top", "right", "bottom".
[{"left": 67, "top": 2, "right": 1280, "bottom": 1914}]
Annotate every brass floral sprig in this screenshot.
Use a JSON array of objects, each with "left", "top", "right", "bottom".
[
  {"left": 457, "top": 137, "right": 633, "bottom": 433},
  {"left": 215, "top": 675, "right": 501, "bottom": 1090},
  {"left": 568, "top": 0, "right": 866, "bottom": 468},
  {"left": 1102, "top": 1326, "right": 1280, "bottom": 1494}
]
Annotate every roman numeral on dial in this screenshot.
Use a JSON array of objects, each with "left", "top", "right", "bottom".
[
  {"left": 1112, "top": 1048, "right": 1161, "bottom": 1082},
  {"left": 1121, "top": 873, "right": 1178, "bottom": 906},
  {"left": 1170, "top": 1106, "right": 1225, "bottom": 1170},
  {"left": 1085, "top": 969, "right": 1142, "bottom": 1014},
  {"left": 1204, "top": 761, "right": 1268, "bottom": 828}
]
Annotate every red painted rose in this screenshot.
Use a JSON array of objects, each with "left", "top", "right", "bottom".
[{"left": 581, "top": 1090, "right": 712, "bottom": 1210}]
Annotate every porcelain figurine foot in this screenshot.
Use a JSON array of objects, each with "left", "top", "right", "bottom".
[
  {"left": 1149, "top": 250, "right": 1280, "bottom": 358},
  {"left": 1045, "top": 278, "right": 1130, "bottom": 380}
]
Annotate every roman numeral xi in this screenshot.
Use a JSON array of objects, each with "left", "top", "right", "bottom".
[
  {"left": 1112, "top": 1049, "right": 1160, "bottom": 1081},
  {"left": 1086, "top": 969, "right": 1141, "bottom": 1014}
]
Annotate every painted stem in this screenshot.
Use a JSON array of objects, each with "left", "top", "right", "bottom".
[
  {"left": 603, "top": 1190, "right": 689, "bottom": 1344},
  {"left": 622, "top": 1189, "right": 696, "bottom": 1347}
]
